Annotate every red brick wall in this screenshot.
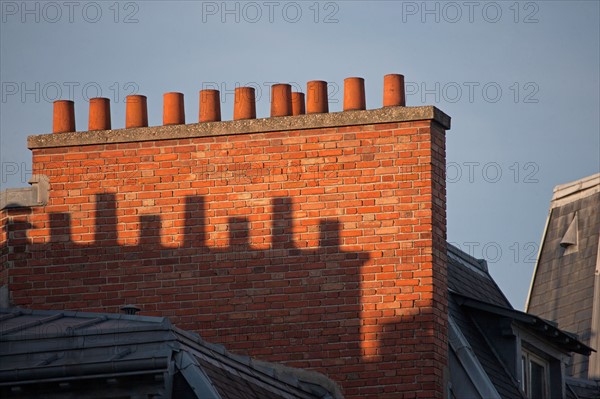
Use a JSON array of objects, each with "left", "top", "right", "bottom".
[
  {"left": 8, "top": 116, "right": 447, "bottom": 398},
  {"left": 0, "top": 210, "right": 8, "bottom": 291},
  {"left": 1, "top": 208, "right": 32, "bottom": 303}
]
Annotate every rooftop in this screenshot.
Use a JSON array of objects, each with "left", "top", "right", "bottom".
[
  {"left": 448, "top": 243, "right": 596, "bottom": 399},
  {"left": 0, "top": 308, "right": 339, "bottom": 399}
]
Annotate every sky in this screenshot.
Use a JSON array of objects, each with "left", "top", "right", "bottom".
[{"left": 1, "top": 0, "right": 598, "bottom": 310}]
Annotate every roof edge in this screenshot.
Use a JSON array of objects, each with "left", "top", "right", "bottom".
[
  {"left": 448, "top": 315, "right": 502, "bottom": 399},
  {"left": 447, "top": 242, "right": 488, "bottom": 273},
  {"left": 173, "top": 327, "right": 342, "bottom": 398},
  {"left": 566, "top": 376, "right": 600, "bottom": 389},
  {"left": 250, "top": 358, "right": 343, "bottom": 399},
  {"left": 525, "top": 207, "right": 554, "bottom": 311},
  {"left": 453, "top": 293, "right": 594, "bottom": 355},
  {"left": 551, "top": 173, "right": 600, "bottom": 207},
  {"left": 0, "top": 307, "right": 170, "bottom": 325}
]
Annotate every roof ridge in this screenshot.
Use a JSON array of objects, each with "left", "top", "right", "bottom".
[
  {"left": 0, "top": 307, "right": 170, "bottom": 325},
  {"left": 173, "top": 328, "right": 340, "bottom": 398},
  {"left": 448, "top": 242, "right": 489, "bottom": 273},
  {"left": 447, "top": 243, "right": 514, "bottom": 309},
  {"left": 552, "top": 173, "right": 600, "bottom": 204}
]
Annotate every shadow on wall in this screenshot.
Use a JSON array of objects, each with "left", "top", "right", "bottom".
[
  {"left": 4, "top": 194, "right": 441, "bottom": 395},
  {"left": 0, "top": 211, "right": 10, "bottom": 307},
  {"left": 6, "top": 194, "right": 372, "bottom": 358}
]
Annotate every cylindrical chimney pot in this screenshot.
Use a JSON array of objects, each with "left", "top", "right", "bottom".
[
  {"left": 53, "top": 100, "right": 75, "bottom": 133},
  {"left": 125, "top": 95, "right": 148, "bottom": 128},
  {"left": 199, "top": 89, "right": 221, "bottom": 122},
  {"left": 383, "top": 74, "right": 406, "bottom": 107},
  {"left": 306, "top": 80, "right": 328, "bottom": 114},
  {"left": 343, "top": 77, "right": 366, "bottom": 111},
  {"left": 234, "top": 87, "right": 256, "bottom": 120},
  {"left": 270, "top": 84, "right": 292, "bottom": 117},
  {"left": 88, "top": 97, "right": 111, "bottom": 131},
  {"left": 163, "top": 92, "right": 185, "bottom": 125},
  {"left": 291, "top": 92, "right": 305, "bottom": 116}
]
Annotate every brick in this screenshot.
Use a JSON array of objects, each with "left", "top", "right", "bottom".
[{"left": 12, "top": 117, "right": 448, "bottom": 399}]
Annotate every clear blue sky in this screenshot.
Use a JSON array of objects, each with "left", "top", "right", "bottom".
[{"left": 1, "top": 1, "right": 599, "bottom": 309}]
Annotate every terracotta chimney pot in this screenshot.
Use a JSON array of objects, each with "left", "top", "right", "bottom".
[
  {"left": 383, "top": 74, "right": 406, "bottom": 107},
  {"left": 270, "top": 84, "right": 293, "bottom": 117},
  {"left": 163, "top": 92, "right": 185, "bottom": 125},
  {"left": 306, "top": 80, "right": 328, "bottom": 114},
  {"left": 53, "top": 100, "right": 75, "bottom": 133},
  {"left": 234, "top": 87, "right": 256, "bottom": 120},
  {"left": 291, "top": 92, "right": 305, "bottom": 116},
  {"left": 125, "top": 95, "right": 148, "bottom": 128},
  {"left": 343, "top": 77, "right": 366, "bottom": 111},
  {"left": 199, "top": 89, "right": 221, "bottom": 122},
  {"left": 88, "top": 97, "right": 111, "bottom": 131}
]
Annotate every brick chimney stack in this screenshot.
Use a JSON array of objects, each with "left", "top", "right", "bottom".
[{"left": 13, "top": 73, "right": 450, "bottom": 399}]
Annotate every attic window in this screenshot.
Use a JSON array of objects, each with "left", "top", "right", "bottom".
[
  {"left": 521, "top": 349, "right": 549, "bottom": 399},
  {"left": 560, "top": 213, "right": 578, "bottom": 255}
]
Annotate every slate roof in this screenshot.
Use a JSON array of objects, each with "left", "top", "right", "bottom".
[
  {"left": 0, "top": 308, "right": 338, "bottom": 399},
  {"left": 447, "top": 243, "right": 593, "bottom": 399},
  {"left": 526, "top": 173, "right": 600, "bottom": 379},
  {"left": 447, "top": 244, "right": 511, "bottom": 307},
  {"left": 448, "top": 244, "right": 526, "bottom": 399},
  {"left": 566, "top": 377, "right": 600, "bottom": 399},
  {"left": 454, "top": 294, "right": 593, "bottom": 356}
]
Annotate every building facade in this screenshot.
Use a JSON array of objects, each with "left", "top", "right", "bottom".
[
  {"left": 3, "top": 75, "right": 596, "bottom": 398},
  {"left": 527, "top": 173, "right": 600, "bottom": 380},
  {"left": 1, "top": 76, "right": 449, "bottom": 398}
]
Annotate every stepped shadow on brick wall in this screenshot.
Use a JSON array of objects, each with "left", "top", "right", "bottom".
[
  {"left": 6, "top": 194, "right": 372, "bottom": 364},
  {"left": 4, "top": 194, "right": 444, "bottom": 396}
]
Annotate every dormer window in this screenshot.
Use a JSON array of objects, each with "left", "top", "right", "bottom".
[{"left": 521, "top": 348, "right": 550, "bottom": 399}]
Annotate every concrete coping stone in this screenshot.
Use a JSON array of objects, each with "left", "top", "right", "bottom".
[{"left": 28, "top": 106, "right": 450, "bottom": 149}]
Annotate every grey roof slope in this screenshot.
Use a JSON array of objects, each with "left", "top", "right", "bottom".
[
  {"left": 526, "top": 173, "right": 600, "bottom": 379},
  {"left": 447, "top": 244, "right": 593, "bottom": 399},
  {"left": 447, "top": 243, "right": 512, "bottom": 308},
  {"left": 566, "top": 377, "right": 600, "bottom": 399},
  {"left": 454, "top": 293, "right": 593, "bottom": 356},
  {"left": 449, "top": 297, "right": 526, "bottom": 399},
  {"left": 448, "top": 244, "right": 526, "bottom": 399},
  {"left": 0, "top": 308, "right": 339, "bottom": 399}
]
